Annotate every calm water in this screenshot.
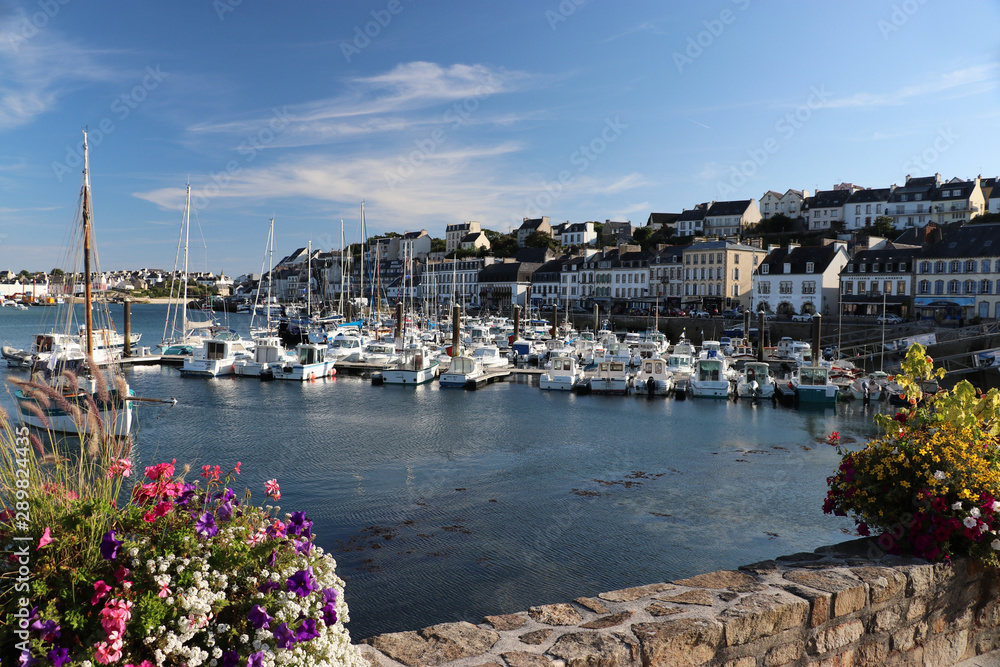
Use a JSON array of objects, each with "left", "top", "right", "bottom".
[{"left": 0, "top": 304, "right": 892, "bottom": 639}]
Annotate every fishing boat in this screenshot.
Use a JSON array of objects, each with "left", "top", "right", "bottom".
[
  {"left": 180, "top": 331, "right": 253, "bottom": 377},
  {"left": 539, "top": 356, "right": 584, "bottom": 392},
  {"left": 380, "top": 346, "right": 440, "bottom": 385},
  {"left": 786, "top": 364, "right": 839, "bottom": 406},
  {"left": 734, "top": 361, "right": 776, "bottom": 401},
  {"left": 439, "top": 354, "right": 485, "bottom": 388},
  {"left": 233, "top": 335, "right": 289, "bottom": 378},
  {"left": 13, "top": 131, "right": 133, "bottom": 435},
  {"left": 271, "top": 342, "right": 336, "bottom": 381},
  {"left": 587, "top": 360, "right": 631, "bottom": 395},
  {"left": 632, "top": 357, "right": 673, "bottom": 397},
  {"left": 689, "top": 355, "right": 730, "bottom": 398}
]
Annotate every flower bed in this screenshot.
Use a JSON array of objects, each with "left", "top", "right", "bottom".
[
  {"left": 824, "top": 344, "right": 1000, "bottom": 567},
  {"left": 0, "top": 418, "right": 364, "bottom": 666}
]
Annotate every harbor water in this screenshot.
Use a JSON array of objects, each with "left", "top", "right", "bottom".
[{"left": 0, "top": 304, "right": 894, "bottom": 640}]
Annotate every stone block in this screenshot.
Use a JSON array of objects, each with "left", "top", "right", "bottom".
[
  {"left": 501, "top": 652, "right": 556, "bottom": 667},
  {"left": 722, "top": 658, "right": 757, "bottom": 667},
  {"left": 923, "top": 629, "right": 970, "bottom": 666},
  {"left": 850, "top": 566, "right": 906, "bottom": 604},
  {"left": 810, "top": 651, "right": 854, "bottom": 667},
  {"left": 598, "top": 582, "right": 674, "bottom": 602},
  {"left": 719, "top": 591, "right": 809, "bottom": 646},
  {"left": 808, "top": 619, "right": 864, "bottom": 655},
  {"left": 905, "top": 597, "right": 926, "bottom": 621},
  {"left": 486, "top": 614, "right": 527, "bottom": 631},
  {"left": 574, "top": 597, "right": 610, "bottom": 614},
  {"left": 782, "top": 569, "right": 866, "bottom": 617},
  {"left": 776, "top": 584, "right": 831, "bottom": 628},
  {"left": 547, "top": 631, "right": 639, "bottom": 667},
  {"left": 903, "top": 564, "right": 937, "bottom": 597},
  {"left": 655, "top": 589, "right": 714, "bottom": 607},
  {"left": 870, "top": 606, "right": 901, "bottom": 634},
  {"left": 364, "top": 622, "right": 501, "bottom": 667},
  {"left": 739, "top": 560, "right": 778, "bottom": 575},
  {"left": 529, "top": 603, "right": 583, "bottom": 626},
  {"left": 853, "top": 639, "right": 889, "bottom": 667},
  {"left": 763, "top": 641, "right": 801, "bottom": 666},
  {"left": 645, "top": 602, "right": 683, "bottom": 618},
  {"left": 519, "top": 629, "right": 553, "bottom": 645},
  {"left": 672, "top": 570, "right": 759, "bottom": 590},
  {"left": 579, "top": 611, "right": 633, "bottom": 629},
  {"left": 631, "top": 618, "right": 724, "bottom": 667}
]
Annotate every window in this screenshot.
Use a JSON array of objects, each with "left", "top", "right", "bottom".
[
  {"left": 732, "top": 268, "right": 740, "bottom": 281},
  {"left": 762, "top": 265, "right": 769, "bottom": 275},
  {"left": 966, "top": 260, "right": 977, "bottom": 273},
  {"left": 950, "top": 260, "right": 961, "bottom": 273},
  {"left": 856, "top": 205, "right": 861, "bottom": 214},
  {"left": 899, "top": 262, "right": 907, "bottom": 271},
  {"left": 920, "top": 261, "right": 931, "bottom": 274},
  {"left": 844, "top": 282, "right": 853, "bottom": 295},
  {"left": 981, "top": 279, "right": 992, "bottom": 294},
  {"left": 709, "top": 254, "right": 714, "bottom": 264},
  {"left": 935, "top": 261, "right": 946, "bottom": 274},
  {"left": 847, "top": 264, "right": 854, "bottom": 273},
  {"left": 948, "top": 280, "right": 960, "bottom": 294},
  {"left": 802, "top": 281, "right": 816, "bottom": 294},
  {"left": 884, "top": 281, "right": 892, "bottom": 295},
  {"left": 858, "top": 281, "right": 866, "bottom": 295},
  {"left": 731, "top": 284, "right": 739, "bottom": 297},
  {"left": 873, "top": 263, "right": 880, "bottom": 272},
  {"left": 779, "top": 281, "right": 793, "bottom": 294},
  {"left": 860, "top": 264, "right": 866, "bottom": 273},
  {"left": 758, "top": 282, "right": 770, "bottom": 294},
  {"left": 717, "top": 253, "right": 723, "bottom": 263},
  {"left": 735, "top": 254, "right": 740, "bottom": 264},
  {"left": 918, "top": 280, "right": 929, "bottom": 294},
  {"left": 935, "top": 280, "right": 944, "bottom": 295},
  {"left": 897, "top": 280, "right": 906, "bottom": 295},
  {"left": 964, "top": 280, "right": 976, "bottom": 295},
  {"left": 806, "top": 262, "right": 815, "bottom": 273}
]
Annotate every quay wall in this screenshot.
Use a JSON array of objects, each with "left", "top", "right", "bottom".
[{"left": 356, "top": 538, "right": 1000, "bottom": 667}]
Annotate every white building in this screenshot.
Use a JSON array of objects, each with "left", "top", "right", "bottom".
[
  {"left": 843, "top": 188, "right": 894, "bottom": 231},
  {"left": 752, "top": 242, "right": 849, "bottom": 317}
]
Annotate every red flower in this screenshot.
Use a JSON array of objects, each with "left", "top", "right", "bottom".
[{"left": 827, "top": 431, "right": 840, "bottom": 446}]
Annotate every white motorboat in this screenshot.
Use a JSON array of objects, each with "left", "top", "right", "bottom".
[
  {"left": 689, "top": 355, "right": 730, "bottom": 398},
  {"left": 327, "top": 331, "right": 367, "bottom": 362},
  {"left": 632, "top": 357, "right": 673, "bottom": 397},
  {"left": 180, "top": 332, "right": 253, "bottom": 377},
  {"left": 439, "top": 354, "right": 485, "bottom": 387},
  {"left": 272, "top": 342, "right": 336, "bottom": 381},
  {"left": 850, "top": 370, "right": 889, "bottom": 401},
  {"left": 539, "top": 356, "right": 584, "bottom": 391},
  {"left": 380, "top": 346, "right": 440, "bottom": 385},
  {"left": 471, "top": 344, "right": 510, "bottom": 370},
  {"left": 735, "top": 361, "right": 775, "bottom": 400},
  {"left": 234, "top": 336, "right": 290, "bottom": 378},
  {"left": 786, "top": 364, "right": 839, "bottom": 405},
  {"left": 588, "top": 360, "right": 630, "bottom": 395}
]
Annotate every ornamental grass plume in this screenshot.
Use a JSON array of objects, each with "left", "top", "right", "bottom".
[
  {"left": 824, "top": 343, "right": 1000, "bottom": 567},
  {"left": 0, "top": 404, "right": 364, "bottom": 666}
]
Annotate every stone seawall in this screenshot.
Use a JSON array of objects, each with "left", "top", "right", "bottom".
[{"left": 356, "top": 539, "right": 1000, "bottom": 667}]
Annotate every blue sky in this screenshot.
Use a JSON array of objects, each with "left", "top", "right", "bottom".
[{"left": 1, "top": 1, "right": 999, "bottom": 275}]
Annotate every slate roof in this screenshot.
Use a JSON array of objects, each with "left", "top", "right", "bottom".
[
  {"left": 933, "top": 179, "right": 978, "bottom": 201},
  {"left": 706, "top": 200, "right": 753, "bottom": 217},
  {"left": 805, "top": 190, "right": 851, "bottom": 209},
  {"left": 843, "top": 243, "right": 921, "bottom": 272},
  {"left": 845, "top": 188, "right": 894, "bottom": 205},
  {"left": 677, "top": 205, "right": 708, "bottom": 222},
  {"left": 921, "top": 223, "right": 1000, "bottom": 259},
  {"left": 513, "top": 248, "right": 551, "bottom": 263},
  {"left": 479, "top": 262, "right": 542, "bottom": 283},
  {"left": 646, "top": 212, "right": 681, "bottom": 227},
  {"left": 651, "top": 245, "right": 689, "bottom": 264},
  {"left": 518, "top": 218, "right": 545, "bottom": 233}
]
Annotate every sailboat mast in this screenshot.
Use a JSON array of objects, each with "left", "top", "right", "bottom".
[
  {"left": 307, "top": 240, "right": 312, "bottom": 318},
  {"left": 267, "top": 216, "right": 274, "bottom": 332},
  {"left": 81, "top": 130, "right": 94, "bottom": 357},
  {"left": 360, "top": 201, "right": 366, "bottom": 322},
  {"left": 182, "top": 183, "right": 191, "bottom": 336}
]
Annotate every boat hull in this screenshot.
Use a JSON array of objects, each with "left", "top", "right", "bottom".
[
  {"left": 272, "top": 361, "right": 336, "bottom": 382},
  {"left": 15, "top": 388, "right": 133, "bottom": 436},
  {"left": 382, "top": 364, "right": 439, "bottom": 385},
  {"left": 689, "top": 380, "right": 729, "bottom": 398}
]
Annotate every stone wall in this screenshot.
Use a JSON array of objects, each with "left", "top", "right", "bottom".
[{"left": 356, "top": 538, "right": 1000, "bottom": 667}]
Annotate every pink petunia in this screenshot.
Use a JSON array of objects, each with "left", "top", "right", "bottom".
[
  {"left": 265, "top": 478, "right": 281, "bottom": 500},
  {"left": 92, "top": 580, "right": 112, "bottom": 606},
  {"left": 36, "top": 526, "right": 53, "bottom": 550}
]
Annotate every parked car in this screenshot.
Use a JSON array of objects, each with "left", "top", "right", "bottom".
[
  {"left": 692, "top": 310, "right": 711, "bottom": 318},
  {"left": 721, "top": 309, "right": 741, "bottom": 318},
  {"left": 877, "top": 314, "right": 904, "bottom": 324},
  {"left": 791, "top": 313, "right": 813, "bottom": 322},
  {"left": 762, "top": 312, "right": 777, "bottom": 321}
]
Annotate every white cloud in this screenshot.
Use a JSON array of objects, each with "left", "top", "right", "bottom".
[{"left": 824, "top": 62, "right": 999, "bottom": 109}]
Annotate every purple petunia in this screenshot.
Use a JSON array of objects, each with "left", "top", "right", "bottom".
[
  {"left": 322, "top": 602, "right": 338, "bottom": 627},
  {"left": 258, "top": 580, "right": 281, "bottom": 594},
  {"left": 286, "top": 567, "right": 315, "bottom": 597},
  {"left": 100, "top": 531, "right": 122, "bottom": 561},
  {"left": 287, "top": 511, "right": 313, "bottom": 538},
  {"left": 247, "top": 651, "right": 265, "bottom": 667},
  {"left": 195, "top": 511, "right": 218, "bottom": 538},
  {"left": 295, "top": 538, "right": 312, "bottom": 555},
  {"left": 267, "top": 549, "right": 277, "bottom": 567},
  {"left": 295, "top": 618, "right": 320, "bottom": 643},
  {"left": 217, "top": 500, "right": 234, "bottom": 522},
  {"left": 221, "top": 650, "right": 240, "bottom": 667},
  {"left": 174, "top": 481, "right": 198, "bottom": 507},
  {"left": 322, "top": 588, "right": 338, "bottom": 605},
  {"left": 248, "top": 604, "right": 273, "bottom": 630},
  {"left": 30, "top": 618, "right": 60, "bottom": 643},
  {"left": 47, "top": 648, "right": 69, "bottom": 667},
  {"left": 272, "top": 622, "right": 296, "bottom": 649}
]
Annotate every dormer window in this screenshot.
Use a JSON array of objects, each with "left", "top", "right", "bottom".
[
  {"left": 805, "top": 262, "right": 814, "bottom": 274},
  {"left": 847, "top": 264, "right": 854, "bottom": 273},
  {"left": 873, "top": 263, "right": 880, "bottom": 272},
  {"left": 860, "top": 264, "right": 866, "bottom": 273},
  {"left": 783, "top": 263, "right": 791, "bottom": 274},
  {"left": 762, "top": 265, "right": 769, "bottom": 275}
]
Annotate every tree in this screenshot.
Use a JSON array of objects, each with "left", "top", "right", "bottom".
[
  {"left": 490, "top": 234, "right": 519, "bottom": 258},
  {"left": 971, "top": 212, "right": 1000, "bottom": 225},
  {"left": 50, "top": 268, "right": 65, "bottom": 276},
  {"left": 756, "top": 213, "right": 795, "bottom": 234},
  {"left": 524, "top": 231, "right": 558, "bottom": 250},
  {"left": 430, "top": 237, "right": 447, "bottom": 253},
  {"left": 869, "top": 216, "right": 896, "bottom": 239}
]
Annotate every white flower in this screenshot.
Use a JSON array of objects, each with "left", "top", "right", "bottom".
[
  {"left": 951, "top": 501, "right": 963, "bottom": 510},
  {"left": 933, "top": 470, "right": 947, "bottom": 480},
  {"left": 963, "top": 516, "right": 978, "bottom": 529},
  {"left": 992, "top": 539, "right": 1000, "bottom": 551},
  {"left": 970, "top": 507, "right": 982, "bottom": 519},
  {"left": 993, "top": 501, "right": 1000, "bottom": 512}
]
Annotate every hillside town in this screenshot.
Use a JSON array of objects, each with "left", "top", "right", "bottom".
[{"left": 4, "top": 172, "right": 1000, "bottom": 325}]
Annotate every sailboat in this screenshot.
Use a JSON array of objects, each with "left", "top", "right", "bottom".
[{"left": 14, "top": 130, "right": 133, "bottom": 435}]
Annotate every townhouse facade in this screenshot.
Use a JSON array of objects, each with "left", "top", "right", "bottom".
[
  {"left": 682, "top": 240, "right": 767, "bottom": 313},
  {"left": 804, "top": 188, "right": 854, "bottom": 231},
  {"left": 704, "top": 199, "right": 761, "bottom": 237},
  {"left": 420, "top": 257, "right": 494, "bottom": 308},
  {"left": 445, "top": 221, "right": 481, "bottom": 254},
  {"left": 914, "top": 223, "right": 1000, "bottom": 320},
  {"left": 753, "top": 242, "right": 849, "bottom": 317},
  {"left": 839, "top": 241, "right": 921, "bottom": 319},
  {"left": 843, "top": 188, "right": 894, "bottom": 231},
  {"left": 759, "top": 189, "right": 808, "bottom": 219}
]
